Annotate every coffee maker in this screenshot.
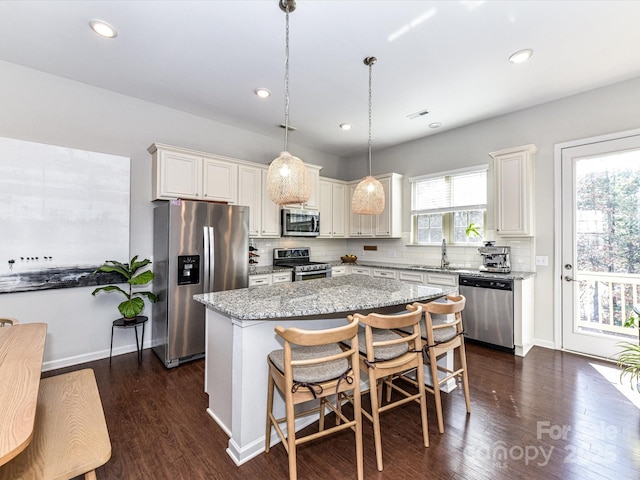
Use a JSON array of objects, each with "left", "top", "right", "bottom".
[{"left": 478, "top": 241, "right": 511, "bottom": 273}]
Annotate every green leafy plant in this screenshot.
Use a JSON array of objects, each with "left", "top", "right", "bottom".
[
  {"left": 618, "top": 342, "right": 640, "bottom": 392},
  {"left": 92, "top": 256, "right": 158, "bottom": 319},
  {"left": 465, "top": 222, "right": 481, "bottom": 238},
  {"left": 618, "top": 311, "right": 640, "bottom": 391}
]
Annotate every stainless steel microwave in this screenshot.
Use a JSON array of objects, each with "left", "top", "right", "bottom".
[{"left": 281, "top": 208, "right": 320, "bottom": 237}]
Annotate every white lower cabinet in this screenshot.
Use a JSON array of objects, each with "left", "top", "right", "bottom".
[
  {"left": 426, "top": 272, "right": 458, "bottom": 290},
  {"left": 272, "top": 271, "right": 292, "bottom": 284},
  {"left": 372, "top": 268, "right": 397, "bottom": 280},
  {"left": 331, "top": 265, "right": 347, "bottom": 277},
  {"left": 398, "top": 271, "right": 425, "bottom": 284},
  {"left": 248, "top": 274, "right": 271, "bottom": 287},
  {"left": 350, "top": 266, "right": 371, "bottom": 276},
  {"left": 249, "top": 271, "right": 292, "bottom": 287}
]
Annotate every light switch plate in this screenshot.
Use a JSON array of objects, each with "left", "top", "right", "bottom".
[{"left": 535, "top": 255, "right": 549, "bottom": 266}]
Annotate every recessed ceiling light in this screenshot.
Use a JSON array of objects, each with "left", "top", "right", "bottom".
[
  {"left": 428, "top": 122, "right": 442, "bottom": 129},
  {"left": 509, "top": 48, "right": 533, "bottom": 64},
  {"left": 254, "top": 88, "right": 271, "bottom": 98},
  {"left": 89, "top": 20, "right": 118, "bottom": 39},
  {"left": 339, "top": 123, "right": 352, "bottom": 130}
]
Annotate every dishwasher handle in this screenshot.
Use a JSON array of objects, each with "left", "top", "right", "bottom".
[{"left": 459, "top": 276, "right": 513, "bottom": 291}]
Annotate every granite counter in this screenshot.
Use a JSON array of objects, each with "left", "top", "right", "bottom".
[{"left": 194, "top": 275, "right": 454, "bottom": 321}]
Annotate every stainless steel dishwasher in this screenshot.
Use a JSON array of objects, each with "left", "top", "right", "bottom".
[{"left": 459, "top": 276, "right": 514, "bottom": 352}]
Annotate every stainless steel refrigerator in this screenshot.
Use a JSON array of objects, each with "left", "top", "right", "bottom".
[{"left": 152, "top": 200, "right": 249, "bottom": 368}]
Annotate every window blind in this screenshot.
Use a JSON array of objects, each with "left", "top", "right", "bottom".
[{"left": 411, "top": 168, "right": 487, "bottom": 215}]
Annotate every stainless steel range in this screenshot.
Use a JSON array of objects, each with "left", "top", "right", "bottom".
[{"left": 273, "top": 247, "right": 332, "bottom": 281}]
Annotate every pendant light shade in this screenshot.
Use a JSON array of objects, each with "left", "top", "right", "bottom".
[
  {"left": 267, "top": 151, "right": 311, "bottom": 204},
  {"left": 266, "top": 0, "right": 311, "bottom": 206},
  {"left": 352, "top": 175, "right": 385, "bottom": 215},
  {"left": 352, "top": 56, "right": 385, "bottom": 215}
]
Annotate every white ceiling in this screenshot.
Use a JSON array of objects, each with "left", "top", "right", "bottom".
[{"left": 1, "top": 1, "right": 640, "bottom": 158}]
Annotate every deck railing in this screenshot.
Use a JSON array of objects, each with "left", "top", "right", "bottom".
[{"left": 575, "top": 271, "right": 640, "bottom": 338}]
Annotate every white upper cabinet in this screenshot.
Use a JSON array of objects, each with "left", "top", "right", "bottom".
[
  {"left": 260, "top": 169, "right": 281, "bottom": 237},
  {"left": 150, "top": 143, "right": 238, "bottom": 203},
  {"left": 374, "top": 173, "right": 403, "bottom": 238},
  {"left": 202, "top": 157, "right": 238, "bottom": 203},
  {"left": 152, "top": 148, "right": 200, "bottom": 199},
  {"left": 348, "top": 173, "right": 402, "bottom": 238},
  {"left": 305, "top": 165, "right": 321, "bottom": 210},
  {"left": 319, "top": 178, "right": 347, "bottom": 238},
  {"left": 348, "top": 182, "right": 373, "bottom": 237},
  {"left": 282, "top": 164, "right": 322, "bottom": 210},
  {"left": 490, "top": 144, "right": 537, "bottom": 237},
  {"left": 237, "top": 164, "right": 280, "bottom": 238},
  {"left": 238, "top": 165, "right": 262, "bottom": 237}
]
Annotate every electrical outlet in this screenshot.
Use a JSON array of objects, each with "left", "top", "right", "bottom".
[
  {"left": 535, "top": 256, "right": 549, "bottom": 266},
  {"left": 387, "top": 250, "right": 396, "bottom": 258}
]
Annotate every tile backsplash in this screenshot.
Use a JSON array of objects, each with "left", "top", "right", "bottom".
[{"left": 251, "top": 232, "right": 534, "bottom": 272}]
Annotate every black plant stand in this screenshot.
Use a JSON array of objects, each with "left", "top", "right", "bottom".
[{"left": 110, "top": 315, "right": 148, "bottom": 365}]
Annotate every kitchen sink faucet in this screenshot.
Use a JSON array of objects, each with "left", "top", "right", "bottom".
[{"left": 441, "top": 239, "right": 449, "bottom": 268}]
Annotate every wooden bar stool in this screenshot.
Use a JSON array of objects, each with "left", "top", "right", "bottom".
[
  {"left": 409, "top": 294, "right": 470, "bottom": 433},
  {"left": 265, "top": 317, "right": 363, "bottom": 480},
  {"left": 347, "top": 304, "right": 428, "bottom": 471}
]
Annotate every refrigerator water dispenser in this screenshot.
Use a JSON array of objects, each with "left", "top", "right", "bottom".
[{"left": 177, "top": 255, "right": 200, "bottom": 285}]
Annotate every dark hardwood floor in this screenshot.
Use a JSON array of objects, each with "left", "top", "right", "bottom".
[{"left": 45, "top": 343, "right": 640, "bottom": 480}]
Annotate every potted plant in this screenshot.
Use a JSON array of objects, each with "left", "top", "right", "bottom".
[
  {"left": 465, "top": 222, "right": 481, "bottom": 239},
  {"left": 618, "top": 308, "right": 640, "bottom": 392},
  {"left": 92, "top": 255, "right": 158, "bottom": 320}
]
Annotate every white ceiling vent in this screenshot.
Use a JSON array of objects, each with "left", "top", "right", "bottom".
[{"left": 407, "top": 109, "right": 430, "bottom": 120}]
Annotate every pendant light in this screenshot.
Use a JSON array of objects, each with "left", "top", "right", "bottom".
[
  {"left": 352, "top": 56, "right": 385, "bottom": 215},
  {"left": 266, "top": 0, "right": 311, "bottom": 206}
]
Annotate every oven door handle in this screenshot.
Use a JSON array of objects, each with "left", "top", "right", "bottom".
[{"left": 294, "top": 269, "right": 332, "bottom": 280}]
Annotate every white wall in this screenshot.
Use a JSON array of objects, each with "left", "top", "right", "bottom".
[
  {"left": 0, "top": 60, "right": 342, "bottom": 370},
  {"left": 345, "top": 76, "right": 640, "bottom": 348}
]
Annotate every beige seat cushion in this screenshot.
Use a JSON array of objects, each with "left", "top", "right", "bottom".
[
  {"left": 344, "top": 328, "right": 409, "bottom": 361},
  {"left": 398, "top": 316, "right": 457, "bottom": 344},
  {"left": 269, "top": 344, "right": 349, "bottom": 383}
]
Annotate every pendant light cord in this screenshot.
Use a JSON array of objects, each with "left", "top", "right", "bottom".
[
  {"left": 283, "top": 6, "right": 291, "bottom": 152},
  {"left": 368, "top": 59, "right": 373, "bottom": 176}
]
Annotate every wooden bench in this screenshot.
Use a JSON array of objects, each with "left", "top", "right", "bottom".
[{"left": 0, "top": 368, "right": 111, "bottom": 480}]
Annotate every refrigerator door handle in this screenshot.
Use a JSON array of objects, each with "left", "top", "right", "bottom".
[
  {"left": 208, "top": 226, "right": 215, "bottom": 290},
  {"left": 203, "top": 226, "right": 215, "bottom": 293}
]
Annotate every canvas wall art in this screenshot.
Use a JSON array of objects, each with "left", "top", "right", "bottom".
[{"left": 0, "top": 136, "right": 130, "bottom": 293}]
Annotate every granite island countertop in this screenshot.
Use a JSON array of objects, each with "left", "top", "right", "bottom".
[{"left": 194, "top": 275, "right": 455, "bottom": 320}]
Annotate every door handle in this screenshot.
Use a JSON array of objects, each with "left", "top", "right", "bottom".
[{"left": 564, "top": 275, "right": 579, "bottom": 282}]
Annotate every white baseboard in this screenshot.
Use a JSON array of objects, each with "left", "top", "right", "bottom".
[
  {"left": 42, "top": 342, "right": 148, "bottom": 372},
  {"left": 533, "top": 338, "right": 556, "bottom": 350}
]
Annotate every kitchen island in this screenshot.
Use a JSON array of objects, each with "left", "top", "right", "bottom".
[{"left": 194, "top": 275, "right": 455, "bottom": 466}]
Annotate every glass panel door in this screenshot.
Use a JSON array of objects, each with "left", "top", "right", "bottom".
[{"left": 561, "top": 133, "right": 640, "bottom": 358}]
